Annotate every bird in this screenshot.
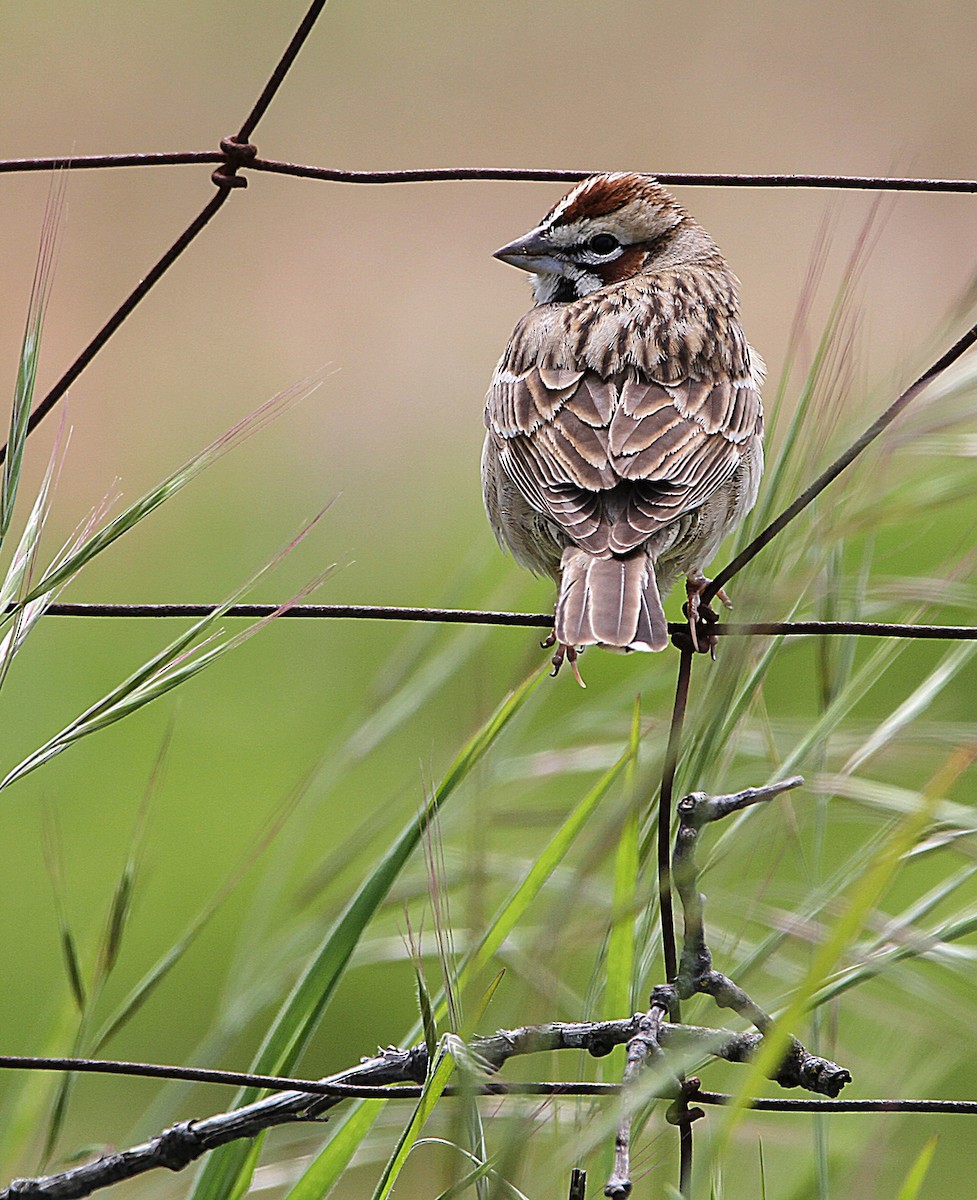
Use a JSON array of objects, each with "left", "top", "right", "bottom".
[{"left": 481, "top": 172, "right": 765, "bottom": 683}]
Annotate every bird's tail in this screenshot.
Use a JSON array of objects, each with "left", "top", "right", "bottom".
[{"left": 555, "top": 547, "right": 669, "bottom": 652}]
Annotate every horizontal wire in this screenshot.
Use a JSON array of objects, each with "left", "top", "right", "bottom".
[
  {"left": 695, "top": 1091, "right": 977, "bottom": 1114},
  {"left": 0, "top": 152, "right": 223, "bottom": 174},
  {"left": 0, "top": 1056, "right": 972, "bottom": 1113},
  {"left": 1, "top": 155, "right": 977, "bottom": 193},
  {"left": 247, "top": 163, "right": 977, "bottom": 192},
  {"left": 26, "top": 603, "right": 977, "bottom": 640}
]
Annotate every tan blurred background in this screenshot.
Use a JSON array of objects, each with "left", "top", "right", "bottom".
[
  {"left": 1, "top": 0, "right": 976, "bottom": 1189},
  {"left": 1, "top": 1, "right": 975, "bottom": 610}
]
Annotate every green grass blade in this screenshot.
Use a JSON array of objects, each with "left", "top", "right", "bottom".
[
  {"left": 0, "top": 412, "right": 69, "bottom": 613},
  {"left": 769, "top": 633, "right": 916, "bottom": 782},
  {"left": 895, "top": 1136, "right": 938, "bottom": 1200},
  {"left": 282, "top": 699, "right": 634, "bottom": 1200},
  {"left": 811, "top": 899, "right": 977, "bottom": 1008},
  {"left": 424, "top": 1138, "right": 529, "bottom": 1200},
  {"left": 0, "top": 518, "right": 333, "bottom": 793},
  {"left": 415, "top": 958, "right": 439, "bottom": 1064},
  {"left": 15, "top": 376, "right": 323, "bottom": 608},
  {"left": 460, "top": 746, "right": 634, "bottom": 989},
  {"left": 714, "top": 749, "right": 971, "bottom": 1150},
  {"left": 421, "top": 1138, "right": 529, "bottom": 1200},
  {"left": 226, "top": 1139, "right": 263, "bottom": 1200},
  {"left": 431, "top": 1158, "right": 503, "bottom": 1200},
  {"left": 0, "top": 414, "right": 75, "bottom": 690},
  {"left": 284, "top": 711, "right": 632, "bottom": 1200},
  {"left": 371, "top": 1040, "right": 457, "bottom": 1200},
  {"left": 42, "top": 809, "right": 86, "bottom": 1013},
  {"left": 1, "top": 170, "right": 66, "bottom": 546},
  {"left": 842, "top": 641, "right": 977, "bottom": 773},
  {"left": 604, "top": 698, "right": 641, "bottom": 1022},
  {"left": 285, "top": 1101, "right": 385, "bottom": 1200},
  {"left": 93, "top": 769, "right": 308, "bottom": 1053},
  {"left": 190, "top": 667, "right": 546, "bottom": 1200}
]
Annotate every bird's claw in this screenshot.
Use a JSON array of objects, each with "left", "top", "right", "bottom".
[
  {"left": 684, "top": 572, "right": 730, "bottom": 658},
  {"left": 544, "top": 635, "right": 586, "bottom": 687}
]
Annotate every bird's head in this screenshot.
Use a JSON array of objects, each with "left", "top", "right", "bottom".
[{"left": 494, "top": 172, "right": 724, "bottom": 304}]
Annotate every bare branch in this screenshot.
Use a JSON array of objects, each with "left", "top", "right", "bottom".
[
  {"left": 0, "top": 1015, "right": 850, "bottom": 1200},
  {"left": 650, "top": 777, "right": 852, "bottom": 1101}
]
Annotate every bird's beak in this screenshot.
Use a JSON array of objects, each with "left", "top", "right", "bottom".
[{"left": 493, "top": 226, "right": 561, "bottom": 274}]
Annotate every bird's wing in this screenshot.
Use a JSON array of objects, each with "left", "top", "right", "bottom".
[{"left": 485, "top": 366, "right": 761, "bottom": 556}]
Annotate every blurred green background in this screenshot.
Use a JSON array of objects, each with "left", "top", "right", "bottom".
[{"left": 2, "top": 2, "right": 977, "bottom": 1197}]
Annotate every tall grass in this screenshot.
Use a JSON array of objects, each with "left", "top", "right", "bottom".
[{"left": 3, "top": 194, "right": 977, "bottom": 1200}]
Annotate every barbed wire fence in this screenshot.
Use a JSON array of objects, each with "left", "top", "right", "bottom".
[{"left": 2, "top": 1, "right": 977, "bottom": 1197}]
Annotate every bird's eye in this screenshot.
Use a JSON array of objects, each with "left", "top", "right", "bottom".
[{"left": 587, "top": 233, "right": 620, "bottom": 256}]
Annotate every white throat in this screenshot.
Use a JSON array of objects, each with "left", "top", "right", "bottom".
[{"left": 531, "top": 265, "right": 603, "bottom": 305}]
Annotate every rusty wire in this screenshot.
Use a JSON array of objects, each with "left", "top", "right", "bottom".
[{"left": 3, "top": 156, "right": 977, "bottom": 193}]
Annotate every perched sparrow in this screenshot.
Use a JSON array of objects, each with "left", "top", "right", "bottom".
[{"left": 481, "top": 173, "right": 764, "bottom": 680}]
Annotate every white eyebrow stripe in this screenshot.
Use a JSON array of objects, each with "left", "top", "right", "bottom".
[
  {"left": 545, "top": 172, "right": 631, "bottom": 226},
  {"left": 547, "top": 179, "right": 591, "bottom": 224}
]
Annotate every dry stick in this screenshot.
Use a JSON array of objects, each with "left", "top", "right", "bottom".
[
  {"left": 0, "top": 1031, "right": 968, "bottom": 1200},
  {"left": 568, "top": 1168, "right": 588, "bottom": 1200},
  {"left": 704, "top": 319, "right": 977, "bottom": 605},
  {"left": 605, "top": 1006, "right": 672, "bottom": 1198},
  {"left": 678, "top": 1114, "right": 694, "bottom": 1199},
  {"left": 0, "top": 0, "right": 331, "bottom": 468},
  {"left": 0, "top": 1020, "right": 799, "bottom": 1200},
  {"left": 655, "top": 780, "right": 852, "bottom": 1102}
]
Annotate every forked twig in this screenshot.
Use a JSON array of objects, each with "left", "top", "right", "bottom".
[
  {"left": 653, "top": 775, "right": 851, "bottom": 1096},
  {"left": 607, "top": 775, "right": 851, "bottom": 1198}
]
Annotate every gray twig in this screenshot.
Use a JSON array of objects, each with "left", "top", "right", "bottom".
[
  {"left": 0, "top": 1014, "right": 842, "bottom": 1200},
  {"left": 605, "top": 1005, "right": 675, "bottom": 1198},
  {"left": 651, "top": 776, "right": 852, "bottom": 1097},
  {"left": 604, "top": 777, "right": 853, "bottom": 1199}
]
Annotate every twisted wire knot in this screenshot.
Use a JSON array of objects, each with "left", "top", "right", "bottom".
[{"left": 212, "top": 135, "right": 257, "bottom": 190}]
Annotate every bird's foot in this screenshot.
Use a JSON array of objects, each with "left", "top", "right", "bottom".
[
  {"left": 683, "top": 572, "right": 732, "bottom": 658},
  {"left": 541, "top": 633, "right": 586, "bottom": 688}
]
